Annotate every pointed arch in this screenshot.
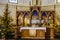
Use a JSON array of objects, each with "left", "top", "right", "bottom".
[
  {"left": 32, "top": 10, "right": 38, "bottom": 16},
  {"left": 24, "top": 11, "right": 30, "bottom": 26},
  {"left": 42, "top": 12, "right": 46, "bottom": 16}
]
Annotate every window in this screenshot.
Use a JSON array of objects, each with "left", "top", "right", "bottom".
[
  {"left": 42, "top": 12, "right": 46, "bottom": 16},
  {"left": 31, "top": 10, "right": 40, "bottom": 27},
  {"left": 58, "top": 0, "right": 60, "bottom": 2},
  {"left": 8, "top": 0, "right": 18, "bottom": 3}
]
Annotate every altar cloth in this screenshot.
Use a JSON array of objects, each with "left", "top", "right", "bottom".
[{"left": 20, "top": 27, "right": 46, "bottom": 32}]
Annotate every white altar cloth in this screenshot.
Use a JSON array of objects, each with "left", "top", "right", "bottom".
[{"left": 20, "top": 27, "right": 46, "bottom": 32}]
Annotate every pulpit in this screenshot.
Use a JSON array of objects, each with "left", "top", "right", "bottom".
[{"left": 20, "top": 27, "right": 46, "bottom": 39}]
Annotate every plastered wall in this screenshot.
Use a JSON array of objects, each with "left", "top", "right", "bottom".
[{"left": 0, "top": 0, "right": 60, "bottom": 25}]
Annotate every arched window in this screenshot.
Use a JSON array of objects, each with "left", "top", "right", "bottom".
[
  {"left": 33, "top": 10, "right": 38, "bottom": 16},
  {"left": 32, "top": 10, "right": 39, "bottom": 19},
  {"left": 25, "top": 12, "right": 28, "bottom": 16},
  {"left": 41, "top": 12, "right": 46, "bottom": 27},
  {"left": 42, "top": 12, "right": 46, "bottom": 16},
  {"left": 31, "top": 10, "right": 40, "bottom": 27}
]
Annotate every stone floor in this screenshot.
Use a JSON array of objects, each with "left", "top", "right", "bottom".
[{"left": 0, "top": 38, "right": 60, "bottom": 40}]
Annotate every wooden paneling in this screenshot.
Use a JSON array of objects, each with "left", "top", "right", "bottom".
[
  {"left": 50, "top": 28, "right": 54, "bottom": 39},
  {"left": 21, "top": 29, "right": 45, "bottom": 39},
  {"left": 37, "top": 30, "right": 45, "bottom": 37},
  {"left": 29, "top": 30, "right": 36, "bottom": 36},
  {"left": 21, "top": 30, "right": 29, "bottom": 37}
]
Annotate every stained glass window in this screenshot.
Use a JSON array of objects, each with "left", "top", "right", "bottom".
[
  {"left": 31, "top": 10, "right": 40, "bottom": 27},
  {"left": 25, "top": 12, "right": 28, "bottom": 16},
  {"left": 42, "top": 12, "right": 46, "bottom": 16},
  {"left": 32, "top": 10, "right": 38, "bottom": 16}
]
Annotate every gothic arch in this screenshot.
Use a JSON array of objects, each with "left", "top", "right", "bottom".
[{"left": 31, "top": 7, "right": 39, "bottom": 18}]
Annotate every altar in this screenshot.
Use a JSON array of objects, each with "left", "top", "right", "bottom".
[{"left": 20, "top": 27, "right": 46, "bottom": 39}]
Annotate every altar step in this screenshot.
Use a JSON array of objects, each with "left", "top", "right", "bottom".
[
  {"left": 17, "top": 37, "right": 54, "bottom": 40},
  {"left": 3, "top": 38, "right": 54, "bottom": 40},
  {"left": 17, "top": 38, "right": 54, "bottom": 40},
  {"left": 18, "top": 38, "right": 45, "bottom": 40},
  {"left": 17, "top": 37, "right": 45, "bottom": 40}
]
